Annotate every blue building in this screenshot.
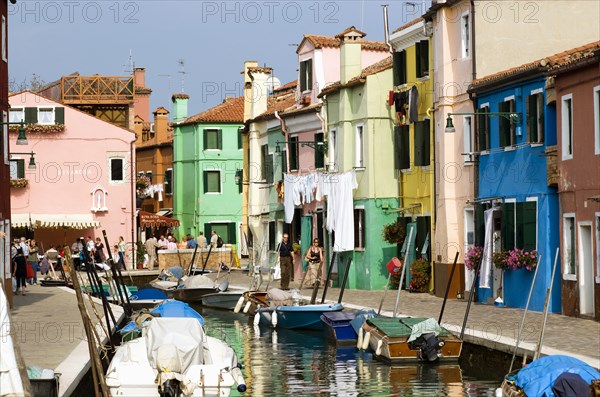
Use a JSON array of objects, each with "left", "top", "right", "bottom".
[{"left": 468, "top": 65, "right": 560, "bottom": 312}]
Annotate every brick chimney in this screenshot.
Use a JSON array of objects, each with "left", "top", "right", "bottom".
[
  {"left": 153, "top": 107, "right": 170, "bottom": 142},
  {"left": 243, "top": 61, "right": 272, "bottom": 121},
  {"left": 134, "top": 67, "right": 146, "bottom": 87},
  {"left": 171, "top": 93, "right": 189, "bottom": 123},
  {"left": 336, "top": 27, "right": 365, "bottom": 84}
]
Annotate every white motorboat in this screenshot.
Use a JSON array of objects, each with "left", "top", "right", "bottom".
[{"left": 106, "top": 317, "right": 246, "bottom": 396}]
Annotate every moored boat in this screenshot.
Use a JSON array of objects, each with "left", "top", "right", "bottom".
[
  {"left": 171, "top": 275, "right": 221, "bottom": 304},
  {"left": 257, "top": 303, "right": 344, "bottom": 330},
  {"left": 201, "top": 288, "right": 246, "bottom": 310},
  {"left": 321, "top": 309, "right": 377, "bottom": 344},
  {"left": 361, "top": 317, "right": 462, "bottom": 363}
]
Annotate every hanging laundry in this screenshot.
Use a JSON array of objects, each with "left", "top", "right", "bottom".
[
  {"left": 320, "top": 170, "right": 358, "bottom": 252},
  {"left": 408, "top": 86, "right": 419, "bottom": 123},
  {"left": 395, "top": 91, "right": 409, "bottom": 123},
  {"left": 388, "top": 90, "right": 395, "bottom": 107},
  {"left": 156, "top": 184, "right": 164, "bottom": 202},
  {"left": 284, "top": 173, "right": 296, "bottom": 223}
]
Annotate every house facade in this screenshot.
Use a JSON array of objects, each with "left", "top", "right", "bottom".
[
  {"left": 172, "top": 94, "right": 244, "bottom": 247},
  {"left": 552, "top": 42, "right": 600, "bottom": 320},
  {"left": 389, "top": 19, "right": 435, "bottom": 290},
  {"left": 9, "top": 92, "right": 136, "bottom": 255},
  {"left": 469, "top": 65, "right": 560, "bottom": 312}
]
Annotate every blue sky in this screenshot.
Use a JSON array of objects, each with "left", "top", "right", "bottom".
[{"left": 9, "top": 1, "right": 426, "bottom": 118}]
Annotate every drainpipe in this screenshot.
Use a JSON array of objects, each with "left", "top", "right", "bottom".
[
  {"left": 130, "top": 135, "right": 137, "bottom": 266},
  {"left": 383, "top": 5, "right": 394, "bottom": 54},
  {"left": 470, "top": 0, "right": 476, "bottom": 81},
  {"left": 274, "top": 111, "right": 290, "bottom": 173}
]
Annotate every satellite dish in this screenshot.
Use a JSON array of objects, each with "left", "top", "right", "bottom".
[{"left": 266, "top": 77, "right": 281, "bottom": 94}]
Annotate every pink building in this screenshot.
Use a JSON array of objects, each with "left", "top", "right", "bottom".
[{"left": 9, "top": 91, "right": 136, "bottom": 256}]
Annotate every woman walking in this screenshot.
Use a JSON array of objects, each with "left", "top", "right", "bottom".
[
  {"left": 12, "top": 248, "right": 27, "bottom": 296},
  {"left": 304, "top": 238, "right": 323, "bottom": 288},
  {"left": 117, "top": 236, "right": 126, "bottom": 270},
  {"left": 27, "top": 239, "right": 40, "bottom": 285}
]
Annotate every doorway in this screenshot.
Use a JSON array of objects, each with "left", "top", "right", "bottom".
[{"left": 578, "top": 223, "right": 594, "bottom": 316}]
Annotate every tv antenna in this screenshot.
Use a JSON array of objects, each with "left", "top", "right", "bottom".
[
  {"left": 123, "top": 49, "right": 135, "bottom": 75},
  {"left": 177, "top": 59, "right": 187, "bottom": 93}
]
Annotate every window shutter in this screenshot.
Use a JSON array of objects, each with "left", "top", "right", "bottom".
[
  {"left": 266, "top": 155, "right": 273, "bottom": 184},
  {"left": 165, "top": 169, "right": 172, "bottom": 194},
  {"left": 501, "top": 203, "right": 515, "bottom": 250},
  {"left": 204, "top": 223, "right": 211, "bottom": 241},
  {"left": 237, "top": 127, "right": 243, "bottom": 149},
  {"left": 261, "top": 144, "right": 268, "bottom": 180},
  {"left": 289, "top": 137, "right": 298, "bottom": 171},
  {"left": 499, "top": 102, "right": 508, "bottom": 147},
  {"left": 393, "top": 52, "right": 401, "bottom": 86},
  {"left": 393, "top": 51, "right": 407, "bottom": 85},
  {"left": 307, "top": 59, "right": 313, "bottom": 91},
  {"left": 414, "top": 119, "right": 430, "bottom": 166},
  {"left": 475, "top": 204, "right": 485, "bottom": 247},
  {"left": 527, "top": 95, "right": 538, "bottom": 143},
  {"left": 300, "top": 61, "right": 307, "bottom": 92},
  {"left": 420, "top": 40, "right": 429, "bottom": 77},
  {"left": 203, "top": 171, "right": 208, "bottom": 193},
  {"left": 54, "top": 107, "right": 64, "bottom": 124},
  {"left": 314, "top": 133, "right": 324, "bottom": 168},
  {"left": 518, "top": 202, "right": 537, "bottom": 251},
  {"left": 24, "top": 107, "right": 37, "bottom": 124},
  {"left": 478, "top": 109, "right": 489, "bottom": 151},
  {"left": 228, "top": 222, "right": 237, "bottom": 244},
  {"left": 415, "top": 42, "right": 422, "bottom": 79},
  {"left": 269, "top": 221, "right": 276, "bottom": 251},
  {"left": 281, "top": 150, "right": 287, "bottom": 178},
  {"left": 217, "top": 129, "right": 223, "bottom": 150},
  {"left": 203, "top": 130, "right": 208, "bottom": 150},
  {"left": 398, "top": 125, "right": 410, "bottom": 170},
  {"left": 394, "top": 126, "right": 402, "bottom": 170},
  {"left": 17, "top": 159, "right": 25, "bottom": 179},
  {"left": 416, "top": 216, "right": 431, "bottom": 260},
  {"left": 538, "top": 96, "right": 544, "bottom": 143}
]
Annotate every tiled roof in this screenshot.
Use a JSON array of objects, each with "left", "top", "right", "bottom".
[
  {"left": 471, "top": 41, "right": 600, "bottom": 91},
  {"left": 135, "top": 86, "right": 152, "bottom": 93},
  {"left": 274, "top": 80, "right": 298, "bottom": 93},
  {"left": 172, "top": 93, "right": 189, "bottom": 100},
  {"left": 251, "top": 92, "right": 297, "bottom": 122},
  {"left": 281, "top": 103, "right": 322, "bottom": 117},
  {"left": 423, "top": 0, "right": 463, "bottom": 20},
  {"left": 392, "top": 17, "right": 424, "bottom": 34},
  {"left": 180, "top": 95, "right": 245, "bottom": 125},
  {"left": 319, "top": 56, "right": 393, "bottom": 97},
  {"left": 248, "top": 66, "right": 272, "bottom": 74},
  {"left": 298, "top": 34, "right": 389, "bottom": 53},
  {"left": 153, "top": 107, "right": 169, "bottom": 114},
  {"left": 335, "top": 26, "right": 366, "bottom": 38}
]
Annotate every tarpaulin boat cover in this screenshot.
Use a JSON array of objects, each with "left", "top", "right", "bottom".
[
  {"left": 119, "top": 301, "right": 204, "bottom": 334},
  {"left": 145, "top": 318, "right": 205, "bottom": 371},
  {"left": 182, "top": 275, "right": 214, "bottom": 289},
  {"left": 514, "top": 355, "right": 600, "bottom": 397},
  {"left": 407, "top": 318, "right": 444, "bottom": 343},
  {"left": 350, "top": 309, "right": 377, "bottom": 334}
]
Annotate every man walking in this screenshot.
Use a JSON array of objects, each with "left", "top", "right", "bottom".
[
  {"left": 144, "top": 235, "right": 158, "bottom": 269},
  {"left": 278, "top": 233, "right": 294, "bottom": 290},
  {"left": 197, "top": 232, "right": 207, "bottom": 249}
]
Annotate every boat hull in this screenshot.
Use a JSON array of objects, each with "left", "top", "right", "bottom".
[
  {"left": 201, "top": 290, "right": 245, "bottom": 310},
  {"left": 362, "top": 318, "right": 463, "bottom": 363},
  {"left": 321, "top": 312, "right": 360, "bottom": 344},
  {"left": 258, "top": 303, "right": 344, "bottom": 330},
  {"left": 172, "top": 287, "right": 219, "bottom": 303}
]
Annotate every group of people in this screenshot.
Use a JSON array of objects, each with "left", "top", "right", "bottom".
[
  {"left": 69, "top": 235, "right": 128, "bottom": 271},
  {"left": 10, "top": 237, "right": 41, "bottom": 296},
  {"left": 142, "top": 230, "right": 223, "bottom": 269},
  {"left": 277, "top": 233, "right": 324, "bottom": 290}
]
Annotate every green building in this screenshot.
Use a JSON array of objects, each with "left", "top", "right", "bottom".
[{"left": 172, "top": 94, "right": 245, "bottom": 246}]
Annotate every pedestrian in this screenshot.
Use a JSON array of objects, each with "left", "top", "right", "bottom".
[
  {"left": 94, "top": 237, "right": 106, "bottom": 263},
  {"left": 186, "top": 234, "right": 197, "bottom": 249},
  {"left": 197, "top": 232, "right": 207, "bottom": 249},
  {"left": 117, "top": 236, "right": 126, "bottom": 270},
  {"left": 40, "top": 255, "right": 50, "bottom": 276},
  {"left": 210, "top": 230, "right": 218, "bottom": 248},
  {"left": 144, "top": 235, "right": 158, "bottom": 269},
  {"left": 19, "top": 237, "right": 30, "bottom": 257},
  {"left": 27, "top": 239, "right": 40, "bottom": 285},
  {"left": 304, "top": 238, "right": 323, "bottom": 288},
  {"left": 178, "top": 235, "right": 188, "bottom": 249},
  {"left": 277, "top": 233, "right": 294, "bottom": 290},
  {"left": 12, "top": 248, "right": 27, "bottom": 296},
  {"left": 167, "top": 236, "right": 178, "bottom": 251}
]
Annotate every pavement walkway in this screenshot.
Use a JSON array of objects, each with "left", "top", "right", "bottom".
[{"left": 225, "top": 269, "right": 600, "bottom": 369}]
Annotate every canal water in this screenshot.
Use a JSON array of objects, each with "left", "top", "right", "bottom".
[{"left": 195, "top": 307, "right": 506, "bottom": 397}]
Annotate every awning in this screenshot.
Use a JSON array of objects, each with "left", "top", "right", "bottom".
[
  {"left": 156, "top": 209, "right": 173, "bottom": 217},
  {"left": 10, "top": 213, "right": 31, "bottom": 228},
  {"left": 31, "top": 214, "right": 101, "bottom": 229},
  {"left": 139, "top": 211, "right": 180, "bottom": 228}
]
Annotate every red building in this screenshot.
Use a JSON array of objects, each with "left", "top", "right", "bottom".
[{"left": 554, "top": 42, "right": 600, "bottom": 321}]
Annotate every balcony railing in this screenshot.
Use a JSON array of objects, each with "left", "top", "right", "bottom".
[{"left": 61, "top": 76, "right": 135, "bottom": 104}]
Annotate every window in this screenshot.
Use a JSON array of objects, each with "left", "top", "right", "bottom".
[
  {"left": 38, "top": 108, "right": 55, "bottom": 125},
  {"left": 355, "top": 125, "right": 365, "bottom": 168},
  {"left": 205, "top": 222, "right": 236, "bottom": 245},
  {"left": 594, "top": 86, "right": 599, "bottom": 155},
  {"left": 289, "top": 136, "right": 299, "bottom": 171},
  {"left": 561, "top": 94, "right": 573, "bottom": 159},
  {"left": 478, "top": 105, "right": 490, "bottom": 151},
  {"left": 268, "top": 221, "right": 276, "bottom": 251},
  {"left": 281, "top": 149, "right": 287, "bottom": 178},
  {"left": 499, "top": 99, "right": 516, "bottom": 148},
  {"left": 415, "top": 40, "right": 429, "bottom": 78},
  {"left": 203, "top": 170, "right": 221, "bottom": 193},
  {"left": 463, "top": 116, "right": 474, "bottom": 163},
  {"left": 464, "top": 207, "right": 475, "bottom": 253},
  {"left": 329, "top": 129, "right": 336, "bottom": 170},
  {"left": 414, "top": 119, "right": 430, "bottom": 166},
  {"left": 110, "top": 158, "right": 124, "bottom": 182},
  {"left": 261, "top": 144, "right": 273, "bottom": 183},
  {"left": 203, "top": 128, "right": 222, "bottom": 150},
  {"left": 9, "top": 159, "right": 24, "bottom": 179},
  {"left": 299, "top": 59, "right": 313, "bottom": 92},
  {"left": 2, "top": 16, "right": 6, "bottom": 63},
  {"left": 354, "top": 208, "right": 365, "bottom": 249},
  {"left": 238, "top": 127, "right": 243, "bottom": 150},
  {"left": 314, "top": 133, "right": 324, "bottom": 169},
  {"left": 563, "top": 215, "right": 576, "bottom": 278},
  {"left": 501, "top": 202, "right": 516, "bottom": 251},
  {"left": 146, "top": 171, "right": 153, "bottom": 183},
  {"left": 394, "top": 125, "right": 410, "bottom": 170},
  {"left": 527, "top": 92, "right": 544, "bottom": 144},
  {"left": 9, "top": 108, "right": 24, "bottom": 123},
  {"left": 517, "top": 200, "right": 537, "bottom": 252},
  {"left": 393, "top": 50, "right": 407, "bottom": 86},
  {"left": 461, "top": 13, "right": 470, "bottom": 59},
  {"left": 165, "top": 169, "right": 173, "bottom": 195}
]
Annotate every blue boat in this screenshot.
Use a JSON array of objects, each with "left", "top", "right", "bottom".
[
  {"left": 321, "top": 309, "right": 377, "bottom": 344},
  {"left": 257, "top": 303, "right": 344, "bottom": 330},
  {"left": 119, "top": 300, "right": 205, "bottom": 336}
]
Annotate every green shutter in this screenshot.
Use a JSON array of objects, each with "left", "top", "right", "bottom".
[
  {"left": 527, "top": 95, "right": 538, "bottom": 143},
  {"left": 393, "top": 52, "right": 401, "bottom": 86},
  {"left": 269, "top": 221, "right": 276, "bottom": 251},
  {"left": 414, "top": 120, "right": 430, "bottom": 166},
  {"left": 228, "top": 222, "right": 237, "bottom": 244},
  {"left": 314, "top": 133, "right": 324, "bottom": 168},
  {"left": 24, "top": 107, "right": 37, "bottom": 124},
  {"left": 217, "top": 129, "right": 222, "bottom": 150},
  {"left": 499, "top": 102, "right": 508, "bottom": 147},
  {"left": 203, "top": 171, "right": 208, "bottom": 193},
  {"left": 420, "top": 40, "right": 429, "bottom": 77},
  {"left": 397, "top": 125, "right": 410, "bottom": 170},
  {"left": 238, "top": 127, "right": 243, "bottom": 149},
  {"left": 517, "top": 202, "right": 537, "bottom": 251},
  {"left": 307, "top": 59, "right": 313, "bottom": 91},
  {"left": 203, "top": 129, "right": 208, "bottom": 150},
  {"left": 300, "top": 61, "right": 307, "bottom": 92},
  {"left": 204, "top": 223, "right": 211, "bottom": 241},
  {"left": 393, "top": 51, "right": 407, "bottom": 85},
  {"left": 478, "top": 109, "right": 489, "bottom": 151},
  {"left": 501, "top": 203, "right": 515, "bottom": 250},
  {"left": 475, "top": 204, "right": 485, "bottom": 247},
  {"left": 54, "top": 107, "right": 65, "bottom": 124},
  {"left": 538, "top": 96, "right": 544, "bottom": 143},
  {"left": 415, "top": 42, "right": 422, "bottom": 79},
  {"left": 289, "top": 137, "right": 298, "bottom": 171},
  {"left": 17, "top": 159, "right": 25, "bottom": 179}
]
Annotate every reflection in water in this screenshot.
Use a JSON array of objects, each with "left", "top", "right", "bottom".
[{"left": 195, "top": 307, "right": 501, "bottom": 397}]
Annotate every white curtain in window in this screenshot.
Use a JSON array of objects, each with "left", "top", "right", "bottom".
[
  {"left": 9, "top": 111, "right": 23, "bottom": 123},
  {"left": 39, "top": 110, "right": 54, "bottom": 124}
]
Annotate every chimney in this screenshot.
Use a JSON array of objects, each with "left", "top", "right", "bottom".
[
  {"left": 336, "top": 27, "right": 365, "bottom": 84},
  {"left": 134, "top": 67, "right": 146, "bottom": 87},
  {"left": 243, "top": 61, "right": 272, "bottom": 121},
  {"left": 153, "top": 107, "right": 170, "bottom": 142},
  {"left": 134, "top": 116, "right": 144, "bottom": 144},
  {"left": 171, "top": 93, "right": 189, "bottom": 123}
]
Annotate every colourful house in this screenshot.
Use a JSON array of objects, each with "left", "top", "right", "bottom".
[
  {"left": 9, "top": 91, "right": 136, "bottom": 258},
  {"left": 469, "top": 60, "right": 560, "bottom": 312},
  {"left": 172, "top": 94, "right": 244, "bottom": 246},
  {"left": 389, "top": 19, "right": 435, "bottom": 289}
]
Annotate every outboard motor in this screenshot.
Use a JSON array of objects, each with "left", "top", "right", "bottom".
[{"left": 409, "top": 332, "right": 445, "bottom": 362}]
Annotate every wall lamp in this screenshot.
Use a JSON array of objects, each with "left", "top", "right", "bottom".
[
  {"left": 445, "top": 112, "right": 521, "bottom": 133},
  {"left": 274, "top": 140, "right": 328, "bottom": 154},
  {"left": 0, "top": 121, "right": 28, "bottom": 145},
  {"left": 10, "top": 151, "right": 37, "bottom": 170}
]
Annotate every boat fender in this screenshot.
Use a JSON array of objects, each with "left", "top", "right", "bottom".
[
  {"left": 494, "top": 388, "right": 502, "bottom": 397},
  {"left": 231, "top": 367, "right": 247, "bottom": 393},
  {"left": 376, "top": 340, "right": 383, "bottom": 356},
  {"left": 271, "top": 311, "right": 278, "bottom": 327},
  {"left": 234, "top": 297, "right": 245, "bottom": 313},
  {"left": 253, "top": 313, "right": 260, "bottom": 326},
  {"left": 357, "top": 327, "right": 363, "bottom": 349},
  {"left": 243, "top": 301, "right": 252, "bottom": 314},
  {"left": 362, "top": 331, "right": 371, "bottom": 351}
]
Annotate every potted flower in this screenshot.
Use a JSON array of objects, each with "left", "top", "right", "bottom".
[
  {"left": 10, "top": 178, "right": 29, "bottom": 188},
  {"left": 492, "top": 250, "right": 510, "bottom": 270},
  {"left": 382, "top": 218, "right": 406, "bottom": 245},
  {"left": 409, "top": 258, "right": 431, "bottom": 293},
  {"left": 506, "top": 248, "right": 538, "bottom": 271},
  {"left": 464, "top": 246, "right": 483, "bottom": 271}
]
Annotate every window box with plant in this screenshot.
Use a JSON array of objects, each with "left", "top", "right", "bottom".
[
  {"left": 465, "top": 246, "right": 483, "bottom": 271},
  {"left": 382, "top": 218, "right": 406, "bottom": 245},
  {"left": 136, "top": 175, "right": 151, "bottom": 197},
  {"left": 409, "top": 258, "right": 431, "bottom": 293},
  {"left": 9, "top": 124, "right": 65, "bottom": 134},
  {"left": 9, "top": 178, "right": 29, "bottom": 188}
]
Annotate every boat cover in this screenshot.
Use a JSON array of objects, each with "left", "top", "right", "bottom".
[
  {"left": 366, "top": 317, "right": 449, "bottom": 338},
  {"left": 145, "top": 318, "right": 205, "bottom": 371},
  {"left": 407, "top": 318, "right": 444, "bottom": 342},
  {"left": 130, "top": 289, "right": 168, "bottom": 300},
  {"left": 119, "top": 300, "right": 204, "bottom": 334},
  {"left": 182, "top": 275, "right": 214, "bottom": 289},
  {"left": 276, "top": 303, "right": 343, "bottom": 312},
  {"left": 513, "top": 355, "right": 600, "bottom": 397},
  {"left": 349, "top": 309, "right": 377, "bottom": 334}
]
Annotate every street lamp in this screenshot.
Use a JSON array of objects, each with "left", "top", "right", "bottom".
[
  {"left": 0, "top": 121, "right": 28, "bottom": 145},
  {"left": 445, "top": 112, "right": 521, "bottom": 133},
  {"left": 10, "top": 151, "right": 37, "bottom": 169}
]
